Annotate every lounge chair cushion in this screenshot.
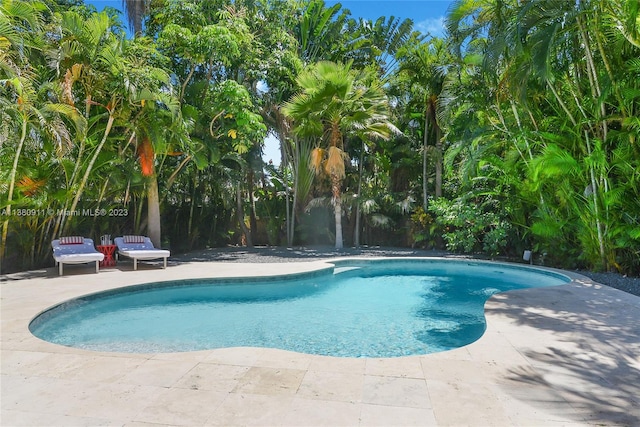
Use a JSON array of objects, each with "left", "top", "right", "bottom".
[
  {"left": 123, "top": 235, "right": 146, "bottom": 244},
  {"left": 115, "top": 236, "right": 167, "bottom": 255},
  {"left": 117, "top": 249, "right": 170, "bottom": 260},
  {"left": 59, "top": 236, "right": 85, "bottom": 245},
  {"left": 52, "top": 238, "right": 104, "bottom": 263}
]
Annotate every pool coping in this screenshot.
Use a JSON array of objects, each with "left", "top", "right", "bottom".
[{"left": 2, "top": 257, "right": 640, "bottom": 426}]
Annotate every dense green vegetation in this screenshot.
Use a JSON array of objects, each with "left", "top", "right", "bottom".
[{"left": 1, "top": 0, "right": 639, "bottom": 275}]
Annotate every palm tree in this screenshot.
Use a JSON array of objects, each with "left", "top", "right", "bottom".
[
  {"left": 396, "top": 38, "right": 450, "bottom": 209},
  {"left": 122, "top": 0, "right": 148, "bottom": 35},
  {"left": 282, "top": 61, "right": 395, "bottom": 248},
  {"left": 133, "top": 102, "right": 183, "bottom": 248},
  {"left": 353, "top": 15, "right": 422, "bottom": 79},
  {"left": 295, "top": 0, "right": 351, "bottom": 64}
]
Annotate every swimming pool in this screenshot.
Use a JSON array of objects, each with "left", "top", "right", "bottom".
[{"left": 29, "top": 259, "right": 570, "bottom": 357}]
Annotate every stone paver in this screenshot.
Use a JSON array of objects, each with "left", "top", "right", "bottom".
[{"left": 2, "top": 258, "right": 640, "bottom": 426}]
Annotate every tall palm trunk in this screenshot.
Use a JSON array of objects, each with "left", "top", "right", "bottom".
[
  {"left": 429, "top": 97, "right": 443, "bottom": 198},
  {"left": 435, "top": 135, "right": 442, "bottom": 198},
  {"left": 354, "top": 141, "right": 364, "bottom": 247},
  {"left": 147, "top": 174, "right": 161, "bottom": 248},
  {"left": 138, "top": 135, "right": 162, "bottom": 247},
  {"left": 331, "top": 173, "right": 344, "bottom": 249},
  {"left": 422, "top": 107, "right": 429, "bottom": 211},
  {"left": 284, "top": 144, "right": 292, "bottom": 246}
]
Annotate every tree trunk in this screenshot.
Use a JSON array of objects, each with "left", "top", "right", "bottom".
[
  {"left": 354, "top": 141, "right": 364, "bottom": 247},
  {"left": 429, "top": 97, "right": 443, "bottom": 199},
  {"left": 236, "top": 184, "right": 253, "bottom": 247},
  {"left": 187, "top": 177, "right": 196, "bottom": 245},
  {"left": 284, "top": 143, "right": 292, "bottom": 246},
  {"left": 331, "top": 173, "right": 343, "bottom": 249},
  {"left": 435, "top": 129, "right": 442, "bottom": 198},
  {"left": 290, "top": 175, "right": 297, "bottom": 247},
  {"left": 248, "top": 169, "right": 257, "bottom": 238},
  {"left": 422, "top": 108, "right": 429, "bottom": 210},
  {"left": 147, "top": 174, "right": 162, "bottom": 248}
]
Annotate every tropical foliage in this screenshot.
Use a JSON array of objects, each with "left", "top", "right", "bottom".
[{"left": 1, "top": 0, "right": 638, "bottom": 275}]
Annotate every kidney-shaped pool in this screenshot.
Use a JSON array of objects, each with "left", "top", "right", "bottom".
[{"left": 29, "top": 259, "right": 570, "bottom": 357}]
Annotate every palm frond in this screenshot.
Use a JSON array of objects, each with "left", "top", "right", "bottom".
[
  {"left": 361, "top": 198, "right": 379, "bottom": 214},
  {"left": 395, "top": 195, "right": 415, "bottom": 214},
  {"left": 305, "top": 196, "right": 330, "bottom": 212},
  {"left": 369, "top": 213, "right": 393, "bottom": 229}
]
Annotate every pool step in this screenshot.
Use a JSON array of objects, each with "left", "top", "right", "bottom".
[{"left": 333, "top": 266, "right": 362, "bottom": 274}]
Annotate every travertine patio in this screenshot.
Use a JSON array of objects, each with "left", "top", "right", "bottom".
[{"left": 2, "top": 258, "right": 639, "bottom": 426}]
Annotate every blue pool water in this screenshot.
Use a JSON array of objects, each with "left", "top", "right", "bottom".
[{"left": 29, "top": 260, "right": 569, "bottom": 357}]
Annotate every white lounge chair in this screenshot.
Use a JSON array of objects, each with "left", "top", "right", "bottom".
[
  {"left": 52, "top": 236, "right": 105, "bottom": 276},
  {"left": 114, "top": 235, "right": 170, "bottom": 270}
]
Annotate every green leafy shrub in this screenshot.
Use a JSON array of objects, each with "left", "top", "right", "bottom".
[
  {"left": 429, "top": 198, "right": 511, "bottom": 256},
  {"left": 409, "top": 206, "right": 437, "bottom": 248}
]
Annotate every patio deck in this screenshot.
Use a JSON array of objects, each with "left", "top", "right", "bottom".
[{"left": 2, "top": 258, "right": 639, "bottom": 426}]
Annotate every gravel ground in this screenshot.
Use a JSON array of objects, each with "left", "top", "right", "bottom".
[
  {"left": 573, "top": 270, "right": 640, "bottom": 297},
  {"left": 176, "top": 245, "right": 640, "bottom": 298}
]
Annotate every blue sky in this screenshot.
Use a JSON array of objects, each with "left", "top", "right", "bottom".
[{"left": 327, "top": 1, "right": 451, "bottom": 37}]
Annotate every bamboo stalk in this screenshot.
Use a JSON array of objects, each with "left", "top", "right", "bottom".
[{"left": 65, "top": 111, "right": 115, "bottom": 234}]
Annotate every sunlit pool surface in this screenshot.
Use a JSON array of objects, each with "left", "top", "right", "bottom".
[{"left": 30, "top": 260, "right": 569, "bottom": 357}]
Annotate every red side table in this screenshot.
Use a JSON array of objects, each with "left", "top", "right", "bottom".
[{"left": 96, "top": 244, "right": 117, "bottom": 267}]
